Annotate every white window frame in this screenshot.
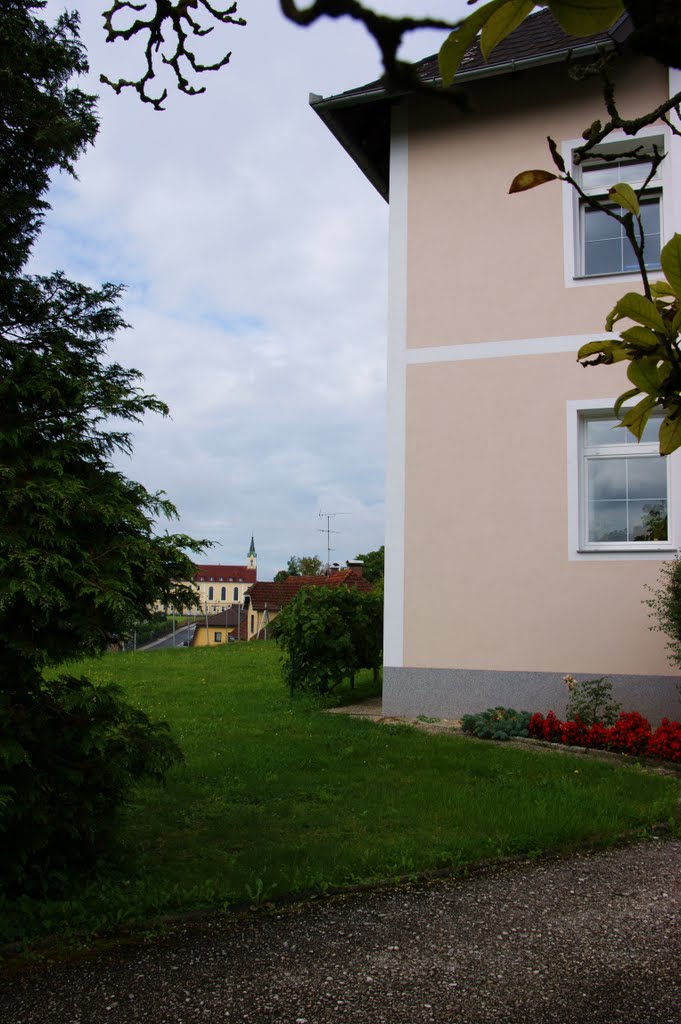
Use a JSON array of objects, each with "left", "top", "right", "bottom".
[
  {"left": 562, "top": 127, "right": 670, "bottom": 289},
  {"left": 567, "top": 399, "right": 679, "bottom": 561}
]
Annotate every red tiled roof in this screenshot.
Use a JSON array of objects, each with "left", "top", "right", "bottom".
[
  {"left": 197, "top": 607, "right": 249, "bottom": 632},
  {"left": 193, "top": 564, "right": 256, "bottom": 584},
  {"left": 246, "top": 570, "right": 371, "bottom": 612}
]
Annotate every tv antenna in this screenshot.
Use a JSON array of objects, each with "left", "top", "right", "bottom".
[{"left": 318, "top": 510, "right": 351, "bottom": 570}]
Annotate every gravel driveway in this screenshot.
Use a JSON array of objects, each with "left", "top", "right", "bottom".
[{"left": 2, "top": 838, "right": 679, "bottom": 1024}]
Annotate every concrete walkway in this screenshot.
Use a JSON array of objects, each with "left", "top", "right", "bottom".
[{"left": 2, "top": 839, "right": 680, "bottom": 1023}]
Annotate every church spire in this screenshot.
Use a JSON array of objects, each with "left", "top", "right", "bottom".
[{"left": 247, "top": 535, "right": 257, "bottom": 572}]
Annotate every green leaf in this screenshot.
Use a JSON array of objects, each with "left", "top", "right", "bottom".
[
  {"left": 577, "top": 339, "right": 628, "bottom": 363},
  {"left": 671, "top": 307, "right": 681, "bottom": 336},
  {"left": 627, "top": 358, "right": 663, "bottom": 396},
  {"left": 439, "top": 0, "right": 509, "bottom": 86},
  {"left": 620, "top": 394, "right": 658, "bottom": 441},
  {"left": 481, "top": 0, "right": 535, "bottom": 60},
  {"left": 509, "top": 169, "right": 558, "bottom": 193},
  {"left": 650, "top": 280, "right": 677, "bottom": 299},
  {"left": 547, "top": 0, "right": 624, "bottom": 36},
  {"left": 620, "top": 326, "right": 662, "bottom": 351},
  {"left": 659, "top": 410, "right": 681, "bottom": 455},
  {"left": 610, "top": 293, "right": 666, "bottom": 333},
  {"left": 613, "top": 388, "right": 641, "bottom": 417},
  {"left": 660, "top": 234, "right": 681, "bottom": 301},
  {"left": 608, "top": 182, "right": 639, "bottom": 216}
]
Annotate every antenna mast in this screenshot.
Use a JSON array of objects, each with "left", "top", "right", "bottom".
[{"left": 318, "top": 510, "right": 350, "bottom": 570}]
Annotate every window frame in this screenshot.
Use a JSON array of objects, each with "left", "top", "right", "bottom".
[
  {"left": 567, "top": 399, "right": 679, "bottom": 560},
  {"left": 561, "top": 128, "right": 669, "bottom": 289}
]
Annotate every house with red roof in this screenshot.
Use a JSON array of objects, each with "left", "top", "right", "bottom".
[{"left": 243, "top": 562, "right": 371, "bottom": 641}]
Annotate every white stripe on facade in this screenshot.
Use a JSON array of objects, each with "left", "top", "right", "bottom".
[
  {"left": 405, "top": 333, "right": 611, "bottom": 365},
  {"left": 383, "top": 101, "right": 409, "bottom": 668}
]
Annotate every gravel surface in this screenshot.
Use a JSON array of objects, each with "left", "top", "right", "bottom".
[{"left": 2, "top": 838, "right": 680, "bottom": 1024}]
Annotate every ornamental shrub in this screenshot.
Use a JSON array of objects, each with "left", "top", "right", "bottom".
[
  {"left": 274, "top": 584, "right": 382, "bottom": 695},
  {"left": 649, "top": 718, "right": 681, "bottom": 762},
  {"left": 563, "top": 675, "right": 621, "bottom": 727},
  {"left": 644, "top": 557, "right": 681, "bottom": 670},
  {"left": 461, "top": 707, "right": 532, "bottom": 741},
  {"left": 0, "top": 673, "right": 183, "bottom": 897}
]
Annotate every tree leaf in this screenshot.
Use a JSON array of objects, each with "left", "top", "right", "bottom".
[
  {"left": 620, "top": 394, "right": 658, "bottom": 441},
  {"left": 627, "top": 358, "right": 663, "bottom": 396},
  {"left": 608, "top": 182, "right": 639, "bottom": 217},
  {"left": 620, "top": 326, "right": 662, "bottom": 351},
  {"left": 439, "top": 0, "right": 510, "bottom": 86},
  {"left": 509, "top": 169, "right": 558, "bottom": 193},
  {"left": 481, "top": 0, "right": 535, "bottom": 61},
  {"left": 547, "top": 0, "right": 624, "bottom": 36},
  {"left": 650, "top": 280, "right": 677, "bottom": 299},
  {"left": 613, "top": 388, "right": 641, "bottom": 417},
  {"left": 659, "top": 410, "right": 681, "bottom": 456},
  {"left": 660, "top": 234, "right": 681, "bottom": 301},
  {"left": 671, "top": 307, "right": 681, "bottom": 336},
  {"left": 612, "top": 293, "right": 666, "bottom": 333}
]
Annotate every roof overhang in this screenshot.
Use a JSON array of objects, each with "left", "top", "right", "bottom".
[{"left": 310, "top": 12, "right": 632, "bottom": 202}]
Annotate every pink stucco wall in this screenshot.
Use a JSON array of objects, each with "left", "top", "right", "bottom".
[
  {"left": 406, "top": 59, "right": 668, "bottom": 348},
  {"left": 403, "top": 352, "right": 673, "bottom": 675},
  {"left": 399, "top": 57, "right": 677, "bottom": 680}
]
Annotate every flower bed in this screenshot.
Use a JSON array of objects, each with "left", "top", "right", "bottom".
[{"left": 528, "top": 711, "right": 681, "bottom": 764}]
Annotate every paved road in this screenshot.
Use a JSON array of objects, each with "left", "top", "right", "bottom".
[
  {"left": 2, "top": 838, "right": 680, "bottom": 1024},
  {"left": 138, "top": 624, "right": 196, "bottom": 651}
]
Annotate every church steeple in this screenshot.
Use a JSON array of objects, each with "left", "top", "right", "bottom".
[{"left": 247, "top": 535, "right": 257, "bottom": 572}]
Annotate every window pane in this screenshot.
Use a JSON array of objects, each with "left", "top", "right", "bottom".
[
  {"left": 585, "top": 207, "right": 619, "bottom": 241},
  {"left": 584, "top": 237, "right": 622, "bottom": 276},
  {"left": 589, "top": 500, "right": 627, "bottom": 542},
  {"left": 585, "top": 415, "right": 662, "bottom": 446},
  {"left": 583, "top": 196, "right": 660, "bottom": 275},
  {"left": 627, "top": 456, "right": 666, "bottom": 500},
  {"left": 586, "top": 451, "right": 667, "bottom": 544},
  {"left": 588, "top": 458, "right": 625, "bottom": 500},
  {"left": 629, "top": 501, "right": 668, "bottom": 542},
  {"left": 586, "top": 418, "right": 620, "bottom": 446}
]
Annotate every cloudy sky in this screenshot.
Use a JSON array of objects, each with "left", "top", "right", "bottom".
[{"left": 35, "top": 0, "right": 469, "bottom": 580}]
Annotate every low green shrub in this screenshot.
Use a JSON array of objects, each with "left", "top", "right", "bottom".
[
  {"left": 563, "top": 675, "right": 621, "bottom": 727},
  {"left": 0, "top": 673, "right": 183, "bottom": 898},
  {"left": 461, "top": 707, "right": 532, "bottom": 741}
]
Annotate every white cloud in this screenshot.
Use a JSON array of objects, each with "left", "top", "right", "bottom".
[{"left": 34, "top": 0, "right": 468, "bottom": 578}]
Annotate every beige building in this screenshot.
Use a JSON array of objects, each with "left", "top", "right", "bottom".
[
  {"left": 174, "top": 538, "right": 257, "bottom": 614},
  {"left": 314, "top": 11, "right": 681, "bottom": 721}
]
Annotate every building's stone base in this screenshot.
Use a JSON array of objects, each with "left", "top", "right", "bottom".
[{"left": 383, "top": 666, "right": 681, "bottom": 726}]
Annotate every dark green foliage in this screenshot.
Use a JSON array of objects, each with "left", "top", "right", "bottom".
[
  {"left": 0, "top": 673, "right": 183, "bottom": 896},
  {"left": 354, "top": 545, "right": 384, "bottom": 583},
  {"left": 274, "top": 584, "right": 383, "bottom": 694},
  {"left": 273, "top": 554, "right": 324, "bottom": 582},
  {"left": 0, "top": 272, "right": 205, "bottom": 678},
  {"left": 645, "top": 557, "right": 681, "bottom": 671},
  {"left": 0, "top": 2, "right": 97, "bottom": 282},
  {"left": 461, "top": 707, "right": 533, "bottom": 741},
  {"left": 0, "top": 2, "right": 205, "bottom": 897}
]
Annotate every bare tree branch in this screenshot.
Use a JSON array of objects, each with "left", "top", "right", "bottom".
[{"left": 100, "top": 0, "right": 246, "bottom": 110}]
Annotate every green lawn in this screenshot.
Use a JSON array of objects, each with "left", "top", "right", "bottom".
[{"left": 3, "top": 641, "right": 679, "bottom": 948}]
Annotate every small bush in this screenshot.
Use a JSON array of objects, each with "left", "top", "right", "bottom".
[
  {"left": 0, "top": 673, "right": 183, "bottom": 897},
  {"left": 461, "top": 707, "right": 532, "bottom": 741},
  {"left": 644, "top": 557, "right": 681, "bottom": 670},
  {"left": 563, "top": 675, "right": 621, "bottom": 726}
]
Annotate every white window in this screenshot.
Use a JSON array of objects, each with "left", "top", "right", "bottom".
[
  {"left": 567, "top": 400, "right": 678, "bottom": 559},
  {"left": 581, "top": 412, "right": 667, "bottom": 547},
  {"left": 562, "top": 131, "right": 667, "bottom": 286}
]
